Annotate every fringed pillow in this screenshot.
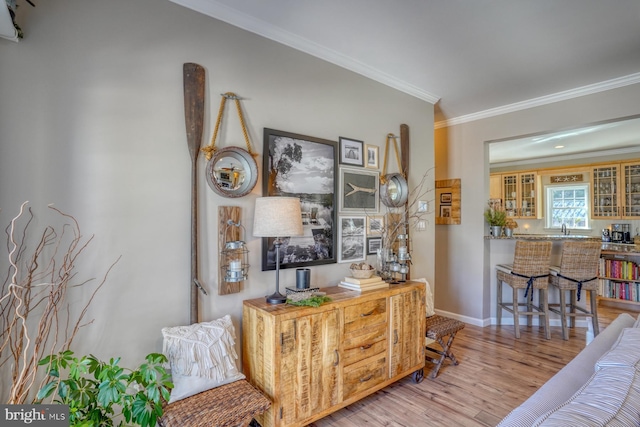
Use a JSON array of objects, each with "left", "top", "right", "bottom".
[{"left": 162, "top": 315, "right": 245, "bottom": 403}]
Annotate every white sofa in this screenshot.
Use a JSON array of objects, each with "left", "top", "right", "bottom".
[{"left": 498, "top": 312, "right": 640, "bottom": 426}]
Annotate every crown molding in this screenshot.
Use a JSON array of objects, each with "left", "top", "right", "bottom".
[
  {"left": 436, "top": 72, "right": 640, "bottom": 129},
  {"left": 171, "top": 0, "right": 440, "bottom": 104}
]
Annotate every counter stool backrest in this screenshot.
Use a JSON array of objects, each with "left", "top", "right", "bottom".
[
  {"left": 510, "top": 240, "right": 553, "bottom": 289},
  {"left": 554, "top": 241, "right": 601, "bottom": 290}
]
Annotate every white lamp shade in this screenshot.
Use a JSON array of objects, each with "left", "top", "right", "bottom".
[{"left": 253, "top": 197, "right": 304, "bottom": 237}]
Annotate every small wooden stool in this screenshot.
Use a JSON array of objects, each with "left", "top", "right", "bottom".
[
  {"left": 158, "top": 379, "right": 270, "bottom": 427},
  {"left": 425, "top": 315, "right": 465, "bottom": 378}
]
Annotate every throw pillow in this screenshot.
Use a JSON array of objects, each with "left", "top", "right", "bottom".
[
  {"left": 415, "top": 278, "right": 435, "bottom": 317},
  {"left": 162, "top": 315, "right": 245, "bottom": 403},
  {"left": 595, "top": 327, "right": 640, "bottom": 371}
]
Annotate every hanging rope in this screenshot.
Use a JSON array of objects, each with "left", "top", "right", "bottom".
[
  {"left": 380, "top": 133, "right": 403, "bottom": 184},
  {"left": 201, "top": 92, "right": 256, "bottom": 161}
]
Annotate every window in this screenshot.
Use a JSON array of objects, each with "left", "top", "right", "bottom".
[{"left": 545, "top": 184, "right": 589, "bottom": 229}]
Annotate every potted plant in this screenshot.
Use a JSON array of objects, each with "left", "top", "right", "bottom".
[
  {"left": 36, "top": 350, "right": 173, "bottom": 427},
  {"left": 484, "top": 201, "right": 507, "bottom": 237},
  {"left": 504, "top": 218, "right": 519, "bottom": 237}
]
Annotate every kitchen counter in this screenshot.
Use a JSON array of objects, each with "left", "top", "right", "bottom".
[
  {"left": 485, "top": 234, "right": 601, "bottom": 241},
  {"left": 485, "top": 234, "right": 640, "bottom": 253},
  {"left": 601, "top": 242, "right": 640, "bottom": 254}
]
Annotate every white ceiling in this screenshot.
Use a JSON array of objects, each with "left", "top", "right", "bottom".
[
  {"left": 489, "top": 115, "right": 640, "bottom": 166},
  {"left": 171, "top": 0, "right": 640, "bottom": 161}
]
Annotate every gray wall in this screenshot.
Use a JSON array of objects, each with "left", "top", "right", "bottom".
[
  {"left": 436, "top": 83, "right": 640, "bottom": 325},
  {"left": 0, "top": 0, "right": 434, "bottom": 399}
]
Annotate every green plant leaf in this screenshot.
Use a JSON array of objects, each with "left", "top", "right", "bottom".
[{"left": 36, "top": 381, "right": 57, "bottom": 401}]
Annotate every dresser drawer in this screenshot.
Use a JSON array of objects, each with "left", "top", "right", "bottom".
[
  {"left": 343, "top": 322, "right": 387, "bottom": 366},
  {"left": 342, "top": 353, "right": 387, "bottom": 400},
  {"left": 343, "top": 298, "right": 387, "bottom": 334}
]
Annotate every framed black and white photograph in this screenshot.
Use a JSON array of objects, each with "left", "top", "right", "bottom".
[
  {"left": 440, "top": 193, "right": 452, "bottom": 204},
  {"left": 338, "top": 216, "right": 366, "bottom": 263},
  {"left": 262, "top": 128, "right": 338, "bottom": 271},
  {"left": 440, "top": 205, "right": 452, "bottom": 218},
  {"left": 339, "top": 167, "right": 380, "bottom": 212},
  {"left": 339, "top": 137, "right": 364, "bottom": 167},
  {"left": 366, "top": 215, "right": 384, "bottom": 235},
  {"left": 365, "top": 144, "right": 379, "bottom": 169},
  {"left": 367, "top": 237, "right": 382, "bottom": 255}
]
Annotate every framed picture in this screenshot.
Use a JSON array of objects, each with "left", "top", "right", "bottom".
[
  {"left": 366, "top": 215, "right": 384, "bottom": 235},
  {"left": 338, "top": 216, "right": 366, "bottom": 263},
  {"left": 365, "top": 144, "right": 379, "bottom": 169},
  {"left": 339, "top": 137, "right": 364, "bottom": 167},
  {"left": 436, "top": 179, "right": 462, "bottom": 225},
  {"left": 339, "top": 167, "right": 380, "bottom": 212},
  {"left": 366, "top": 237, "right": 382, "bottom": 255},
  {"left": 440, "top": 193, "right": 452, "bottom": 203},
  {"left": 262, "top": 128, "right": 338, "bottom": 271}
]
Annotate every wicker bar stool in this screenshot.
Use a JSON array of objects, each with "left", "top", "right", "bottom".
[
  {"left": 158, "top": 379, "right": 270, "bottom": 427},
  {"left": 548, "top": 240, "right": 601, "bottom": 341},
  {"left": 496, "top": 240, "right": 552, "bottom": 339},
  {"left": 424, "top": 314, "right": 465, "bottom": 378}
]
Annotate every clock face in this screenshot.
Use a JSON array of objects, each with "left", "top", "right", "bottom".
[{"left": 380, "top": 173, "right": 408, "bottom": 207}]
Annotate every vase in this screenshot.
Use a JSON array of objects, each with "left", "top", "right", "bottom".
[
  {"left": 490, "top": 226, "right": 503, "bottom": 237},
  {"left": 504, "top": 228, "right": 513, "bottom": 237}
]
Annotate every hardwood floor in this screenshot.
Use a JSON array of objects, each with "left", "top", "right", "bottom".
[{"left": 310, "top": 303, "right": 634, "bottom": 427}]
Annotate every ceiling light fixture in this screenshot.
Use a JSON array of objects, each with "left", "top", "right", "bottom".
[{"left": 555, "top": 145, "right": 565, "bottom": 149}]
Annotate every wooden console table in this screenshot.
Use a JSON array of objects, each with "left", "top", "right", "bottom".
[{"left": 242, "top": 281, "right": 425, "bottom": 427}]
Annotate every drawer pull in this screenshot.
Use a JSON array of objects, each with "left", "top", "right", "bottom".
[
  {"left": 334, "top": 350, "right": 339, "bottom": 366},
  {"left": 360, "top": 343, "right": 373, "bottom": 350},
  {"left": 360, "top": 309, "right": 375, "bottom": 317},
  {"left": 360, "top": 374, "right": 373, "bottom": 383}
]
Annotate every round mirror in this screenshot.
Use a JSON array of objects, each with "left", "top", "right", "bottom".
[
  {"left": 205, "top": 146, "right": 258, "bottom": 198},
  {"left": 380, "top": 173, "right": 409, "bottom": 207}
]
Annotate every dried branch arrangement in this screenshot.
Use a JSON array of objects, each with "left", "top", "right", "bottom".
[
  {"left": 379, "top": 167, "right": 435, "bottom": 251},
  {"left": 0, "top": 202, "right": 119, "bottom": 404}
]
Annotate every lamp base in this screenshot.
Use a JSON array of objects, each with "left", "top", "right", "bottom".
[{"left": 266, "top": 291, "right": 287, "bottom": 304}]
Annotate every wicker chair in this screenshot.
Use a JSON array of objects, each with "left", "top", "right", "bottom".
[
  {"left": 548, "top": 240, "right": 601, "bottom": 341},
  {"left": 496, "top": 240, "right": 553, "bottom": 339}
]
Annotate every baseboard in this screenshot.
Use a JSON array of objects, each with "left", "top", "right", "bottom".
[{"left": 434, "top": 309, "right": 589, "bottom": 328}]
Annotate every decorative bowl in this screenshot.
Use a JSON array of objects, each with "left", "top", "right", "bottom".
[{"left": 350, "top": 269, "right": 375, "bottom": 279}]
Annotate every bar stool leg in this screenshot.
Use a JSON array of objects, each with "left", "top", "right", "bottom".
[
  {"left": 527, "top": 292, "right": 533, "bottom": 327},
  {"left": 497, "top": 274, "right": 502, "bottom": 326},
  {"left": 590, "top": 290, "right": 600, "bottom": 336},
  {"left": 541, "top": 288, "right": 550, "bottom": 340},
  {"left": 512, "top": 286, "right": 520, "bottom": 339},
  {"left": 570, "top": 290, "right": 577, "bottom": 329},
  {"left": 559, "top": 289, "right": 568, "bottom": 340}
]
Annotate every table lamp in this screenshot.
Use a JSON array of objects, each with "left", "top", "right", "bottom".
[{"left": 253, "top": 197, "right": 304, "bottom": 304}]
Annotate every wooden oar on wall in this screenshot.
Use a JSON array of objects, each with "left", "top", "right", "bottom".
[
  {"left": 400, "top": 123, "right": 411, "bottom": 280},
  {"left": 183, "top": 63, "right": 206, "bottom": 325}
]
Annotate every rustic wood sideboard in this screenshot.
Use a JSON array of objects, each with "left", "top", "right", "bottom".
[{"left": 242, "top": 281, "right": 426, "bottom": 427}]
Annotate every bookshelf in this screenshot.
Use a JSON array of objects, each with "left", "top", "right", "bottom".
[{"left": 598, "top": 250, "right": 640, "bottom": 311}]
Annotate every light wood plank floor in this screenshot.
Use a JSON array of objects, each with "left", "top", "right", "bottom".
[{"left": 310, "top": 303, "right": 634, "bottom": 427}]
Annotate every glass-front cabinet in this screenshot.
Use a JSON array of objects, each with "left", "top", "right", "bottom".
[
  {"left": 623, "top": 162, "right": 640, "bottom": 218},
  {"left": 501, "top": 172, "right": 537, "bottom": 218},
  {"left": 591, "top": 165, "right": 620, "bottom": 219}
]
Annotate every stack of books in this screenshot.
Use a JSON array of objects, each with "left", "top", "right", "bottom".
[{"left": 339, "top": 275, "right": 388, "bottom": 291}]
